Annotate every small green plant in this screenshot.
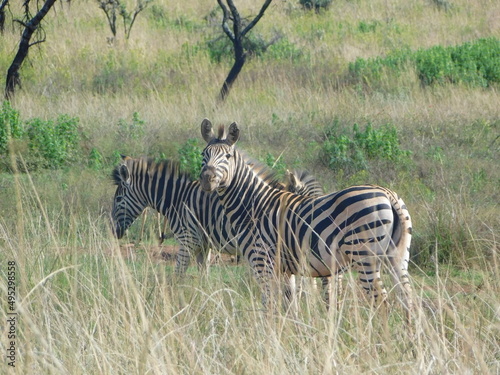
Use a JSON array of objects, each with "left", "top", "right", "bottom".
[
  {"left": 263, "top": 152, "right": 287, "bottom": 179},
  {"left": 88, "top": 148, "right": 105, "bottom": 170},
  {"left": 321, "top": 121, "right": 411, "bottom": 174},
  {"left": 117, "top": 112, "right": 145, "bottom": 141},
  {"left": 353, "top": 123, "right": 411, "bottom": 161},
  {"left": 0, "top": 101, "right": 23, "bottom": 155},
  {"left": 358, "top": 20, "right": 379, "bottom": 33},
  {"left": 178, "top": 138, "right": 203, "bottom": 179},
  {"left": 265, "top": 37, "right": 306, "bottom": 63},
  {"left": 25, "top": 115, "right": 80, "bottom": 169}
]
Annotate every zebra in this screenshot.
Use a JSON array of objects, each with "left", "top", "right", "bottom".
[
  {"left": 111, "top": 155, "right": 325, "bottom": 274},
  {"left": 199, "top": 119, "right": 413, "bottom": 322},
  {"left": 284, "top": 169, "right": 324, "bottom": 197}
]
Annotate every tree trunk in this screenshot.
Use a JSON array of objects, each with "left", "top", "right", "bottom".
[
  {"left": 5, "top": 0, "right": 56, "bottom": 100},
  {"left": 219, "top": 38, "right": 247, "bottom": 102},
  {"left": 219, "top": 50, "right": 246, "bottom": 102}
]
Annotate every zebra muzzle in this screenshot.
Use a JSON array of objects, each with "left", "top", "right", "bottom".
[{"left": 200, "top": 168, "right": 220, "bottom": 192}]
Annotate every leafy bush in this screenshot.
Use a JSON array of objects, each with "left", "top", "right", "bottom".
[
  {"left": 265, "top": 38, "right": 306, "bottom": 63},
  {"left": 349, "top": 37, "right": 500, "bottom": 89},
  {"left": 348, "top": 49, "right": 412, "bottom": 89},
  {"left": 88, "top": 148, "right": 105, "bottom": 170},
  {"left": 178, "top": 138, "right": 203, "bottom": 179},
  {"left": 299, "top": 0, "right": 332, "bottom": 11},
  {"left": 358, "top": 20, "right": 380, "bottom": 33},
  {"left": 206, "top": 33, "right": 269, "bottom": 64},
  {"left": 0, "top": 101, "right": 23, "bottom": 155},
  {"left": 25, "top": 115, "right": 80, "bottom": 169},
  {"left": 321, "top": 121, "right": 411, "bottom": 174}
]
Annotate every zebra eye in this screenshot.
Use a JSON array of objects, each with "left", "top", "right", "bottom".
[{"left": 225, "top": 153, "right": 231, "bottom": 159}]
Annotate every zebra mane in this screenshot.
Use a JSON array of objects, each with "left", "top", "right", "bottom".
[
  {"left": 111, "top": 156, "right": 192, "bottom": 185},
  {"left": 287, "top": 169, "right": 324, "bottom": 196},
  {"left": 237, "top": 149, "right": 284, "bottom": 190},
  {"left": 217, "top": 124, "right": 225, "bottom": 139}
]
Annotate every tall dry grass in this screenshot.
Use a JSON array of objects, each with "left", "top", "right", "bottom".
[{"left": 0, "top": 173, "right": 499, "bottom": 373}]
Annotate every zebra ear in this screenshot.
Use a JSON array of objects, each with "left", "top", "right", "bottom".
[
  {"left": 227, "top": 122, "right": 240, "bottom": 146},
  {"left": 286, "top": 169, "right": 297, "bottom": 189},
  {"left": 119, "top": 164, "right": 131, "bottom": 184},
  {"left": 201, "top": 118, "right": 215, "bottom": 143}
]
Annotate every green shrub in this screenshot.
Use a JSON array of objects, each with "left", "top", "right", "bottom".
[
  {"left": 353, "top": 123, "right": 411, "bottom": 161},
  {"left": 206, "top": 33, "right": 269, "bottom": 64},
  {"left": 415, "top": 45, "right": 460, "bottom": 86},
  {"left": 178, "top": 138, "right": 203, "bottom": 179},
  {"left": 262, "top": 152, "right": 287, "bottom": 179},
  {"left": 358, "top": 20, "right": 380, "bottom": 33},
  {"left": 299, "top": 0, "right": 332, "bottom": 11},
  {"left": 320, "top": 121, "right": 411, "bottom": 174},
  {"left": 349, "top": 37, "right": 500, "bottom": 89},
  {"left": 348, "top": 49, "right": 412, "bottom": 88},
  {"left": 265, "top": 37, "right": 306, "bottom": 63},
  {"left": 0, "top": 101, "right": 23, "bottom": 155},
  {"left": 88, "top": 148, "right": 105, "bottom": 170},
  {"left": 25, "top": 115, "right": 80, "bottom": 169}
]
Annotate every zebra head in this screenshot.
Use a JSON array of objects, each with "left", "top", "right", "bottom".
[
  {"left": 285, "top": 169, "right": 324, "bottom": 197},
  {"left": 111, "top": 156, "right": 147, "bottom": 239},
  {"left": 199, "top": 118, "right": 239, "bottom": 193}
]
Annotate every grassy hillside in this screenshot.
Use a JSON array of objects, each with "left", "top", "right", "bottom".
[{"left": 0, "top": 0, "right": 499, "bottom": 373}]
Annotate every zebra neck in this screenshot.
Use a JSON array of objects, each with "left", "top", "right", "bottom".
[
  {"left": 146, "top": 172, "right": 195, "bottom": 218},
  {"left": 220, "top": 154, "right": 278, "bottom": 222}
]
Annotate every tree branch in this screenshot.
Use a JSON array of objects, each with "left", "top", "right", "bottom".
[
  {"left": 225, "top": 0, "right": 242, "bottom": 40},
  {"left": 217, "top": 0, "right": 234, "bottom": 41},
  {"left": 242, "top": 0, "right": 273, "bottom": 37}
]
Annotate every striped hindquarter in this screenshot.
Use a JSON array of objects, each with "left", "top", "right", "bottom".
[{"left": 199, "top": 119, "right": 413, "bottom": 321}]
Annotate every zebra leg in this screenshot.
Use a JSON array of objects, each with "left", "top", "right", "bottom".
[
  {"left": 195, "top": 248, "right": 211, "bottom": 275},
  {"left": 356, "top": 257, "right": 389, "bottom": 314},
  {"left": 320, "top": 276, "right": 332, "bottom": 310},
  {"left": 247, "top": 245, "right": 278, "bottom": 311},
  {"left": 174, "top": 246, "right": 192, "bottom": 276},
  {"left": 159, "top": 215, "right": 169, "bottom": 244},
  {"left": 283, "top": 273, "right": 298, "bottom": 316},
  {"left": 388, "top": 252, "right": 413, "bottom": 327},
  {"left": 139, "top": 208, "right": 148, "bottom": 243},
  {"left": 334, "top": 273, "right": 344, "bottom": 310}
]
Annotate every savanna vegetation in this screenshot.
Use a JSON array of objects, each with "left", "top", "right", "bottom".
[{"left": 0, "top": 0, "right": 499, "bottom": 373}]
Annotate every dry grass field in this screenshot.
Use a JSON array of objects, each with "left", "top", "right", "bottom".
[{"left": 1, "top": 0, "right": 499, "bottom": 373}]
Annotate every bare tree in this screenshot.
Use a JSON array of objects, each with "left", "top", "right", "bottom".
[
  {"left": 217, "top": 0, "right": 273, "bottom": 102},
  {"left": 5, "top": 0, "right": 56, "bottom": 100},
  {"left": 97, "top": 0, "right": 153, "bottom": 42},
  {"left": 0, "top": 0, "right": 9, "bottom": 34}
]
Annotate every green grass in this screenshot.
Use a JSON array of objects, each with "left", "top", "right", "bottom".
[{"left": 0, "top": 0, "right": 499, "bottom": 373}]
